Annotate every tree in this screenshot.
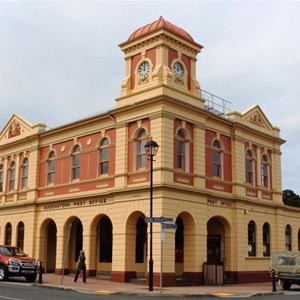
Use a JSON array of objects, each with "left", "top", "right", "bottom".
[{"left": 283, "top": 189, "right": 300, "bottom": 208}]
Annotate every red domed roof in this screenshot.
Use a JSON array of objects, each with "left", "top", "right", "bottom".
[{"left": 127, "top": 16, "right": 195, "bottom": 44}]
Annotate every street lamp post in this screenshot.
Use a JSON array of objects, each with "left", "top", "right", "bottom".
[{"left": 144, "top": 139, "right": 159, "bottom": 292}]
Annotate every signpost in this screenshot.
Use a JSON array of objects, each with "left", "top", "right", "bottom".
[{"left": 144, "top": 216, "right": 177, "bottom": 293}]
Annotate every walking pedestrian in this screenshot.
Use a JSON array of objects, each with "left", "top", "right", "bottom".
[{"left": 74, "top": 250, "right": 86, "bottom": 283}]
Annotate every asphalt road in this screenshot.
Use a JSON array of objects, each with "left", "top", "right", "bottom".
[{"left": 1, "top": 281, "right": 300, "bottom": 300}]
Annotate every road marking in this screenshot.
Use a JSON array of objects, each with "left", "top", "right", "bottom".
[
  {"left": 0, "top": 296, "right": 23, "bottom": 300},
  {"left": 95, "top": 290, "right": 117, "bottom": 294},
  {"left": 212, "top": 292, "right": 235, "bottom": 296}
]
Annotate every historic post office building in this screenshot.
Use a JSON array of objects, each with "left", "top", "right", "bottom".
[{"left": 0, "top": 17, "right": 296, "bottom": 286}]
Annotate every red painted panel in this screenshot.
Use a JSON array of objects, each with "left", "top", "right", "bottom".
[
  {"left": 223, "top": 153, "right": 232, "bottom": 181},
  {"left": 168, "top": 48, "right": 177, "bottom": 67},
  {"left": 182, "top": 54, "right": 191, "bottom": 90},
  {"left": 205, "top": 129, "right": 216, "bottom": 145},
  {"left": 146, "top": 48, "right": 156, "bottom": 66},
  {"left": 39, "top": 162, "right": 46, "bottom": 187},
  {"left": 221, "top": 134, "right": 231, "bottom": 151},
  {"left": 131, "top": 53, "right": 142, "bottom": 89}
]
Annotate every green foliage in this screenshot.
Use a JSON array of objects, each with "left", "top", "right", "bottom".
[{"left": 283, "top": 189, "right": 300, "bottom": 207}]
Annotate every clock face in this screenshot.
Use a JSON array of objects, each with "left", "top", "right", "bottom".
[
  {"left": 138, "top": 61, "right": 151, "bottom": 80},
  {"left": 173, "top": 62, "right": 184, "bottom": 80}
]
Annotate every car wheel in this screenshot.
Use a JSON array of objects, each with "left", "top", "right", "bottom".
[
  {"left": 282, "top": 281, "right": 291, "bottom": 290},
  {"left": 25, "top": 274, "right": 37, "bottom": 283},
  {"left": 0, "top": 266, "right": 9, "bottom": 281}
]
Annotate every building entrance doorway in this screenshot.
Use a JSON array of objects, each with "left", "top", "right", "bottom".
[
  {"left": 205, "top": 216, "right": 230, "bottom": 285},
  {"left": 207, "top": 235, "right": 221, "bottom": 263}
]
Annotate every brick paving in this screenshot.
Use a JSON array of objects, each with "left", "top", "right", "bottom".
[{"left": 32, "top": 273, "right": 288, "bottom": 297}]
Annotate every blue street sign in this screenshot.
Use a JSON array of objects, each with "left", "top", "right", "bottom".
[
  {"left": 162, "top": 223, "right": 177, "bottom": 230},
  {"left": 160, "top": 217, "right": 173, "bottom": 223},
  {"left": 145, "top": 216, "right": 174, "bottom": 223},
  {"left": 144, "top": 217, "right": 153, "bottom": 223}
]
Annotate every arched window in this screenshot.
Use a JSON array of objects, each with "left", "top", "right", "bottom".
[
  {"left": 285, "top": 224, "right": 292, "bottom": 251},
  {"left": 17, "top": 222, "right": 25, "bottom": 250},
  {"left": 99, "top": 216, "right": 112, "bottom": 262},
  {"left": 245, "top": 150, "right": 255, "bottom": 184},
  {"left": 263, "top": 222, "right": 270, "bottom": 257},
  {"left": 8, "top": 161, "right": 16, "bottom": 191},
  {"left": 5, "top": 223, "right": 12, "bottom": 245},
  {"left": 212, "top": 140, "right": 222, "bottom": 178},
  {"left": 175, "top": 129, "right": 190, "bottom": 172},
  {"left": 47, "top": 151, "right": 56, "bottom": 184},
  {"left": 135, "top": 217, "right": 147, "bottom": 263},
  {"left": 176, "top": 129, "right": 186, "bottom": 170},
  {"left": 0, "top": 164, "right": 3, "bottom": 192},
  {"left": 248, "top": 220, "right": 256, "bottom": 256},
  {"left": 21, "top": 158, "right": 29, "bottom": 189},
  {"left": 99, "top": 138, "right": 109, "bottom": 175},
  {"left": 136, "top": 129, "right": 147, "bottom": 169},
  {"left": 261, "top": 155, "right": 269, "bottom": 188},
  {"left": 71, "top": 145, "right": 81, "bottom": 180}
]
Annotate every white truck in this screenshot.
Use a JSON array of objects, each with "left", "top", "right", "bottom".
[{"left": 270, "top": 251, "right": 300, "bottom": 290}]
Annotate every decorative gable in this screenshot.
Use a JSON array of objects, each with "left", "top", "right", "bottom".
[
  {"left": 0, "top": 114, "right": 47, "bottom": 146},
  {"left": 227, "top": 105, "right": 282, "bottom": 138},
  {"left": 247, "top": 111, "right": 269, "bottom": 129}
]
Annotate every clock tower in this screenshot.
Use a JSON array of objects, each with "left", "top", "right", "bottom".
[{"left": 116, "top": 17, "right": 204, "bottom": 108}]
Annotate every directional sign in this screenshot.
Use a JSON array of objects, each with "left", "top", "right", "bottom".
[
  {"left": 144, "top": 217, "right": 153, "bottom": 223},
  {"left": 160, "top": 217, "right": 173, "bottom": 223},
  {"left": 145, "top": 217, "right": 174, "bottom": 223},
  {"left": 162, "top": 223, "right": 177, "bottom": 230}
]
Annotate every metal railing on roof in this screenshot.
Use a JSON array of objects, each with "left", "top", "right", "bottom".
[{"left": 201, "top": 89, "right": 231, "bottom": 118}]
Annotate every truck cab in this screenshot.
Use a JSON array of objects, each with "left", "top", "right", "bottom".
[{"left": 0, "top": 245, "right": 37, "bottom": 282}]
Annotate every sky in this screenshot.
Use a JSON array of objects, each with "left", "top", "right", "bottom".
[{"left": 0, "top": 0, "right": 299, "bottom": 194}]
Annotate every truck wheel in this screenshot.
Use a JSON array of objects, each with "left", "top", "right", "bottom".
[
  {"left": 0, "top": 266, "right": 9, "bottom": 281},
  {"left": 282, "top": 281, "right": 291, "bottom": 290},
  {"left": 25, "top": 274, "right": 37, "bottom": 283}
]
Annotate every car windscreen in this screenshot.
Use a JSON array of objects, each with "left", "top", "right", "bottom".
[{"left": 0, "top": 247, "right": 25, "bottom": 256}]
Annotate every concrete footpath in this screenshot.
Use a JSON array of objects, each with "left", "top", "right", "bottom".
[{"left": 31, "top": 273, "right": 297, "bottom": 297}]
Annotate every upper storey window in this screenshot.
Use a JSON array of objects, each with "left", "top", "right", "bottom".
[
  {"left": 0, "top": 164, "right": 3, "bottom": 192},
  {"left": 212, "top": 140, "right": 222, "bottom": 178},
  {"left": 20, "top": 158, "right": 29, "bottom": 189},
  {"left": 99, "top": 138, "right": 109, "bottom": 175},
  {"left": 245, "top": 150, "right": 255, "bottom": 185},
  {"left": 136, "top": 129, "right": 147, "bottom": 169},
  {"left": 176, "top": 129, "right": 185, "bottom": 169},
  {"left": 261, "top": 154, "right": 270, "bottom": 188},
  {"left": 72, "top": 145, "right": 81, "bottom": 180},
  {"left": 8, "top": 161, "right": 16, "bottom": 191},
  {"left": 175, "top": 129, "right": 190, "bottom": 172},
  {"left": 47, "top": 151, "right": 56, "bottom": 184}
]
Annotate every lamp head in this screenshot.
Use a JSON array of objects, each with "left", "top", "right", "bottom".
[{"left": 144, "top": 139, "right": 159, "bottom": 157}]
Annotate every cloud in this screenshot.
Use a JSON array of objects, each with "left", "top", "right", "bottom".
[{"left": 0, "top": 1, "right": 299, "bottom": 193}]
